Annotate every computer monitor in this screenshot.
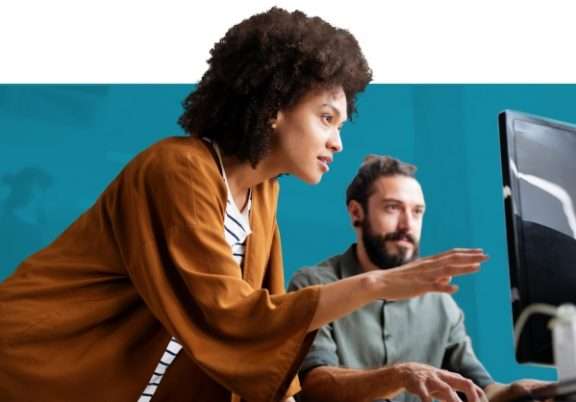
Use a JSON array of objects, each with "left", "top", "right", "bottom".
[{"left": 499, "top": 110, "right": 576, "bottom": 365}]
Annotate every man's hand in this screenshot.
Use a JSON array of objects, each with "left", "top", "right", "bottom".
[
  {"left": 486, "top": 380, "right": 552, "bottom": 402},
  {"left": 395, "top": 362, "right": 487, "bottom": 402}
]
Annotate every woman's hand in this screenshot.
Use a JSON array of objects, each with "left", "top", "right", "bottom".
[{"left": 374, "top": 248, "right": 488, "bottom": 300}]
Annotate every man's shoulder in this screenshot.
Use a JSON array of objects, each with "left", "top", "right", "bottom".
[{"left": 288, "top": 255, "right": 343, "bottom": 291}]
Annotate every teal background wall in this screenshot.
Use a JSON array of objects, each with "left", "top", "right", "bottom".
[{"left": 2, "top": 84, "right": 576, "bottom": 383}]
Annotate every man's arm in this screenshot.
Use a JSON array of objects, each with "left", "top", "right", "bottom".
[
  {"left": 301, "top": 363, "right": 486, "bottom": 402},
  {"left": 484, "top": 381, "right": 552, "bottom": 402},
  {"left": 440, "top": 300, "right": 550, "bottom": 402},
  {"left": 442, "top": 297, "right": 495, "bottom": 390}
]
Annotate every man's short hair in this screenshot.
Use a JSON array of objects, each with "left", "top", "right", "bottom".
[{"left": 346, "top": 155, "right": 417, "bottom": 209}]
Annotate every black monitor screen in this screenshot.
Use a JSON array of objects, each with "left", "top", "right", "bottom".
[{"left": 499, "top": 110, "right": 576, "bottom": 365}]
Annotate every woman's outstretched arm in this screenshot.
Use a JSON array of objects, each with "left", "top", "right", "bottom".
[{"left": 308, "top": 248, "right": 486, "bottom": 331}]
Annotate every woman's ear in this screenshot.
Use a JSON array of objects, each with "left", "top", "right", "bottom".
[{"left": 271, "top": 110, "right": 285, "bottom": 130}]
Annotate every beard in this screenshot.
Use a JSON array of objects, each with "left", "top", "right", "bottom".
[{"left": 361, "top": 218, "right": 420, "bottom": 270}]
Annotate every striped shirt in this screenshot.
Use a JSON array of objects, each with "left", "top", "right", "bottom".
[{"left": 137, "top": 140, "right": 252, "bottom": 401}]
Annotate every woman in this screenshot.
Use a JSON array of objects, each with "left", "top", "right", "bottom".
[{"left": 0, "top": 8, "right": 486, "bottom": 402}]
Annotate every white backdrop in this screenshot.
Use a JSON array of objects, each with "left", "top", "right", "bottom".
[{"left": 2, "top": 0, "right": 575, "bottom": 83}]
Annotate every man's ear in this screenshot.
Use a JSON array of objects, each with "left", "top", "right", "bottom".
[{"left": 347, "top": 200, "right": 365, "bottom": 228}]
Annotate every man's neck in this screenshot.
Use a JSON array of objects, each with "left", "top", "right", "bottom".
[{"left": 355, "top": 241, "right": 381, "bottom": 273}]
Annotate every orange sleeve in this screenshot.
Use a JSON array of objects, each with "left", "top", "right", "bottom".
[{"left": 111, "top": 143, "right": 320, "bottom": 402}]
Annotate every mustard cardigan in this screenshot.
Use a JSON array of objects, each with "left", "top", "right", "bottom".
[{"left": 0, "top": 136, "right": 321, "bottom": 402}]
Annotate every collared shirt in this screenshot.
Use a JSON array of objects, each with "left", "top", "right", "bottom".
[{"left": 288, "top": 245, "right": 494, "bottom": 402}]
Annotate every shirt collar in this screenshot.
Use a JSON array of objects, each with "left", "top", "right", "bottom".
[{"left": 337, "top": 244, "right": 365, "bottom": 279}]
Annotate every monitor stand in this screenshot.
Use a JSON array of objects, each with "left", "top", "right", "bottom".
[{"left": 552, "top": 304, "right": 576, "bottom": 382}]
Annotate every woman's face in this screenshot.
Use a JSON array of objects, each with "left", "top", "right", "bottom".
[{"left": 273, "top": 86, "right": 347, "bottom": 184}]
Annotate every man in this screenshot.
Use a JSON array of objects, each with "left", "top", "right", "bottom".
[{"left": 289, "top": 155, "right": 544, "bottom": 402}]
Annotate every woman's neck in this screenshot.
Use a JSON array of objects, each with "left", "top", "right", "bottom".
[{"left": 221, "top": 153, "right": 282, "bottom": 210}]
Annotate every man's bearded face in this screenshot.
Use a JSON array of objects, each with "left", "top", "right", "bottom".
[
  {"left": 357, "top": 175, "right": 425, "bottom": 270},
  {"left": 361, "top": 215, "right": 420, "bottom": 270}
]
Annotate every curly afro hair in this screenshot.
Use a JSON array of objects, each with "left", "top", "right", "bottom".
[{"left": 178, "top": 7, "right": 372, "bottom": 166}]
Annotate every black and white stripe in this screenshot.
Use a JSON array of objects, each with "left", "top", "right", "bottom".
[
  {"left": 137, "top": 141, "right": 251, "bottom": 401},
  {"left": 224, "top": 197, "right": 251, "bottom": 265},
  {"left": 137, "top": 339, "right": 183, "bottom": 401}
]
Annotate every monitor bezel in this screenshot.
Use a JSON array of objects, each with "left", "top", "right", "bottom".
[{"left": 498, "top": 109, "right": 576, "bottom": 365}]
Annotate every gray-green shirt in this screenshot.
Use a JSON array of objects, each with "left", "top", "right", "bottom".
[{"left": 288, "top": 245, "right": 494, "bottom": 402}]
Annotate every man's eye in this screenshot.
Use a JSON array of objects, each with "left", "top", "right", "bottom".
[
  {"left": 321, "top": 114, "right": 334, "bottom": 123},
  {"left": 385, "top": 205, "right": 399, "bottom": 212}
]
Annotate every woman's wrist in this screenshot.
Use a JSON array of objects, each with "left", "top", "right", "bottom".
[{"left": 359, "top": 270, "right": 389, "bottom": 301}]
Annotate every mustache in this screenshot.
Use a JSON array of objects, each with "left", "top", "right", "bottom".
[{"left": 382, "top": 231, "right": 416, "bottom": 245}]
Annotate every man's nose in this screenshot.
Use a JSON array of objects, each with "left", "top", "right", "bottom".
[{"left": 397, "top": 210, "right": 414, "bottom": 232}]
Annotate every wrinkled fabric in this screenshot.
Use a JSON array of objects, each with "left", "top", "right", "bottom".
[{"left": 0, "top": 136, "right": 320, "bottom": 402}]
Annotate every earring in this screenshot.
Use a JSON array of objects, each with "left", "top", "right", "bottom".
[{"left": 271, "top": 123, "right": 277, "bottom": 130}]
